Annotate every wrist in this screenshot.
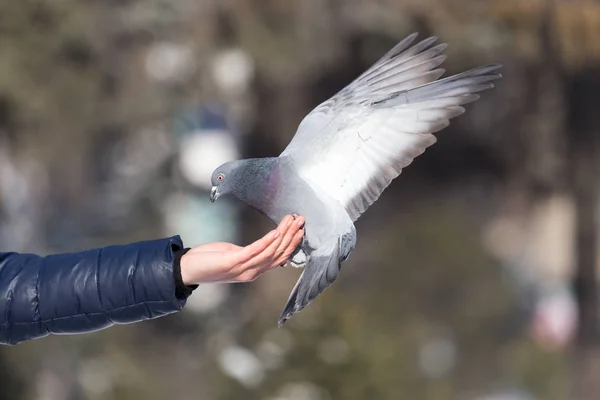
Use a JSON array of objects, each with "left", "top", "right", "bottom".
[
  {"left": 180, "top": 252, "right": 194, "bottom": 286},
  {"left": 173, "top": 247, "right": 197, "bottom": 299}
]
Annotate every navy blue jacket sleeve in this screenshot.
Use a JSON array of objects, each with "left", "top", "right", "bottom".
[{"left": 0, "top": 236, "right": 188, "bottom": 345}]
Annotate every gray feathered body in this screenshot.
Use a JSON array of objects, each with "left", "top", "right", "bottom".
[{"left": 227, "top": 157, "right": 356, "bottom": 325}]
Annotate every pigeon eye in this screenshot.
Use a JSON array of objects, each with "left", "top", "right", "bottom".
[{"left": 216, "top": 173, "right": 224, "bottom": 182}]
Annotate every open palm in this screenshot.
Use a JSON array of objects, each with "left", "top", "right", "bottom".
[{"left": 180, "top": 215, "right": 305, "bottom": 284}]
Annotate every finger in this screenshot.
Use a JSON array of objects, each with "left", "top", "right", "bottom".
[
  {"left": 274, "top": 228, "right": 305, "bottom": 266},
  {"left": 276, "top": 216, "right": 305, "bottom": 259},
  {"left": 275, "top": 216, "right": 296, "bottom": 257},
  {"left": 239, "top": 216, "right": 292, "bottom": 268},
  {"left": 247, "top": 226, "right": 287, "bottom": 268},
  {"left": 295, "top": 216, "right": 305, "bottom": 229},
  {"left": 238, "top": 229, "right": 280, "bottom": 262},
  {"left": 279, "top": 215, "right": 293, "bottom": 231},
  {"left": 290, "top": 226, "right": 305, "bottom": 249},
  {"left": 278, "top": 215, "right": 294, "bottom": 230}
]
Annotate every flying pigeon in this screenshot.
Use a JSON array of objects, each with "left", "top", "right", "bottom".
[{"left": 209, "top": 33, "right": 502, "bottom": 326}]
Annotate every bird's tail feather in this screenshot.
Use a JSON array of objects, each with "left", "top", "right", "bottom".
[{"left": 278, "top": 241, "right": 341, "bottom": 326}]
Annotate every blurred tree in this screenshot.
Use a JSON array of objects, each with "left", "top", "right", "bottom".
[{"left": 567, "top": 62, "right": 600, "bottom": 400}]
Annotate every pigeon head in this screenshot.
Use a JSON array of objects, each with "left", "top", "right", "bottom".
[
  {"left": 210, "top": 160, "right": 240, "bottom": 202},
  {"left": 209, "top": 157, "right": 279, "bottom": 203}
]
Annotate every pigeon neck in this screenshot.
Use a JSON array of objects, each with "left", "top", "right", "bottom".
[{"left": 234, "top": 157, "right": 282, "bottom": 212}]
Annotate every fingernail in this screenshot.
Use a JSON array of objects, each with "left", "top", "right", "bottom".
[
  {"left": 273, "top": 230, "right": 281, "bottom": 239},
  {"left": 296, "top": 218, "right": 305, "bottom": 227}
]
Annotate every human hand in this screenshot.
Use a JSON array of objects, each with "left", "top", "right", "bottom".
[{"left": 180, "top": 215, "right": 305, "bottom": 284}]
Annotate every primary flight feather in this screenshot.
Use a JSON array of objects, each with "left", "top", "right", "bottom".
[{"left": 209, "top": 33, "right": 502, "bottom": 326}]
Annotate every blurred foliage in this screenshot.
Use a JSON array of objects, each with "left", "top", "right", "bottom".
[{"left": 491, "top": 0, "right": 600, "bottom": 68}]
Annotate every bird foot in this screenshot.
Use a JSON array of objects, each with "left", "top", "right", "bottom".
[{"left": 289, "top": 247, "right": 307, "bottom": 269}]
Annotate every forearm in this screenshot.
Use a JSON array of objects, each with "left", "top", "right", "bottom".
[{"left": 0, "top": 236, "right": 189, "bottom": 345}]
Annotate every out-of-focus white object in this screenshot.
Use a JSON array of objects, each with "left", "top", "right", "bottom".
[
  {"left": 418, "top": 334, "right": 457, "bottom": 379},
  {"left": 162, "top": 190, "right": 240, "bottom": 246},
  {"left": 255, "top": 340, "right": 286, "bottom": 370},
  {"left": 483, "top": 195, "right": 575, "bottom": 285},
  {"left": 317, "top": 336, "right": 350, "bottom": 365},
  {"left": 0, "top": 146, "right": 47, "bottom": 252},
  {"left": 210, "top": 49, "right": 255, "bottom": 94},
  {"left": 35, "top": 370, "right": 68, "bottom": 400},
  {"left": 145, "top": 42, "right": 194, "bottom": 83},
  {"left": 184, "top": 283, "right": 229, "bottom": 315},
  {"left": 263, "top": 328, "right": 295, "bottom": 353},
  {"left": 530, "top": 285, "right": 577, "bottom": 350},
  {"left": 475, "top": 388, "right": 536, "bottom": 400},
  {"left": 272, "top": 382, "right": 327, "bottom": 400},
  {"left": 178, "top": 130, "right": 239, "bottom": 190},
  {"left": 217, "top": 346, "right": 265, "bottom": 388},
  {"left": 77, "top": 358, "right": 115, "bottom": 397}
]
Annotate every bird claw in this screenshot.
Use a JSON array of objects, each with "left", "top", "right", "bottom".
[
  {"left": 291, "top": 213, "right": 305, "bottom": 229},
  {"left": 289, "top": 247, "right": 307, "bottom": 269}
]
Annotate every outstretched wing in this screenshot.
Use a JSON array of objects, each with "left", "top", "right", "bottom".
[{"left": 281, "top": 33, "right": 502, "bottom": 221}]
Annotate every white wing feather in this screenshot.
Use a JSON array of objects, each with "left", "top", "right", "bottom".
[{"left": 280, "top": 34, "right": 501, "bottom": 221}]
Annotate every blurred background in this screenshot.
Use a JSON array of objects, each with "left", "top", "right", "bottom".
[{"left": 1, "top": 0, "right": 600, "bottom": 399}]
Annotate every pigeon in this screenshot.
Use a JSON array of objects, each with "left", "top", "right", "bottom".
[{"left": 209, "top": 33, "right": 502, "bottom": 326}]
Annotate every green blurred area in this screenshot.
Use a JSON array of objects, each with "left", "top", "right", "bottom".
[{"left": 2, "top": 1, "right": 600, "bottom": 399}]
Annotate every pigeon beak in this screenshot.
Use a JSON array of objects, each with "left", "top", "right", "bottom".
[{"left": 210, "top": 186, "right": 219, "bottom": 202}]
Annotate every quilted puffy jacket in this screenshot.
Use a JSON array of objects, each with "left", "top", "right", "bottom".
[{"left": 0, "top": 236, "right": 194, "bottom": 345}]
